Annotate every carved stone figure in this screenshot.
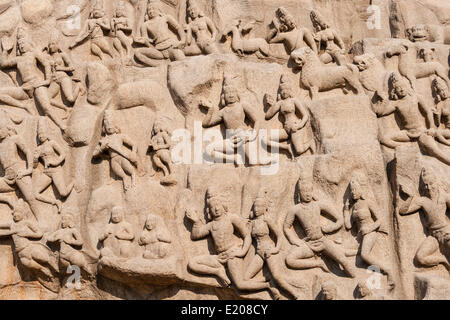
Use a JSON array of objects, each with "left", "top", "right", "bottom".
[
  {"left": 353, "top": 53, "right": 390, "bottom": 101},
  {"left": 148, "top": 118, "right": 176, "bottom": 185},
  {"left": 290, "top": 47, "right": 364, "bottom": 99},
  {"left": 374, "top": 72, "right": 450, "bottom": 166},
  {"left": 267, "top": 7, "right": 317, "bottom": 55},
  {"left": 183, "top": 0, "right": 218, "bottom": 56},
  {"left": 283, "top": 175, "right": 357, "bottom": 278},
  {"left": 33, "top": 117, "right": 74, "bottom": 212},
  {"left": 385, "top": 43, "right": 450, "bottom": 92},
  {"left": 138, "top": 213, "right": 172, "bottom": 259},
  {"left": 133, "top": 0, "right": 185, "bottom": 67},
  {"left": 98, "top": 206, "right": 135, "bottom": 259},
  {"left": 111, "top": 1, "right": 134, "bottom": 65},
  {"left": 399, "top": 168, "right": 450, "bottom": 269},
  {"left": 344, "top": 173, "right": 394, "bottom": 288},
  {"left": 406, "top": 24, "right": 450, "bottom": 44},
  {"left": 310, "top": 10, "right": 347, "bottom": 65},
  {"left": 221, "top": 20, "right": 270, "bottom": 58},
  {"left": 185, "top": 193, "right": 280, "bottom": 298},
  {"left": 93, "top": 111, "right": 139, "bottom": 192},
  {"left": 319, "top": 280, "right": 339, "bottom": 300},
  {"left": 200, "top": 75, "right": 260, "bottom": 166},
  {"left": 263, "top": 75, "right": 315, "bottom": 158},
  {"left": 0, "top": 28, "right": 67, "bottom": 130},
  {"left": 69, "top": 0, "right": 114, "bottom": 61},
  {"left": 430, "top": 77, "right": 450, "bottom": 144}
]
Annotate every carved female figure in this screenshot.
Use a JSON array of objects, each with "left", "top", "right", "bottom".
[
  {"left": 344, "top": 173, "right": 394, "bottom": 288},
  {"left": 69, "top": 0, "right": 113, "bottom": 61},
  {"left": 138, "top": 213, "right": 172, "bottom": 259},
  {"left": 244, "top": 191, "right": 302, "bottom": 299},
  {"left": 93, "top": 111, "right": 139, "bottom": 192},
  {"left": 310, "top": 10, "right": 347, "bottom": 65},
  {"left": 111, "top": 1, "right": 134, "bottom": 64},
  {"left": 33, "top": 119, "right": 74, "bottom": 213},
  {"left": 263, "top": 75, "right": 315, "bottom": 158},
  {"left": 183, "top": 0, "right": 218, "bottom": 56},
  {"left": 149, "top": 119, "right": 176, "bottom": 185}
]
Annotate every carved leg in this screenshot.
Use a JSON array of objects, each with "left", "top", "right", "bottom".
[
  {"left": 60, "top": 77, "right": 77, "bottom": 104},
  {"left": 111, "top": 157, "right": 131, "bottom": 191},
  {"left": 0, "top": 87, "right": 32, "bottom": 113},
  {"left": 285, "top": 244, "right": 328, "bottom": 271},
  {"left": 187, "top": 255, "right": 231, "bottom": 286},
  {"left": 415, "top": 236, "right": 447, "bottom": 268},
  {"left": 243, "top": 254, "right": 264, "bottom": 280},
  {"left": 153, "top": 154, "right": 169, "bottom": 177},
  {"left": 34, "top": 173, "right": 61, "bottom": 211},
  {"left": 419, "top": 134, "right": 450, "bottom": 166},
  {"left": 361, "top": 232, "right": 394, "bottom": 287},
  {"left": 50, "top": 169, "right": 74, "bottom": 198},
  {"left": 323, "top": 239, "right": 357, "bottom": 278},
  {"left": 267, "top": 255, "right": 302, "bottom": 299},
  {"left": 34, "top": 87, "right": 66, "bottom": 131},
  {"left": 134, "top": 47, "right": 165, "bottom": 67},
  {"left": 227, "top": 258, "right": 270, "bottom": 292}
]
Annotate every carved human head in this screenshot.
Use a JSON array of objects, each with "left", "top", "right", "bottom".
[
  {"left": 222, "top": 76, "right": 240, "bottom": 105},
  {"left": 16, "top": 28, "right": 32, "bottom": 54},
  {"left": 431, "top": 77, "right": 449, "bottom": 102},
  {"left": 420, "top": 167, "right": 439, "bottom": 198},
  {"left": 356, "top": 280, "right": 371, "bottom": 298},
  {"left": 61, "top": 212, "right": 75, "bottom": 229},
  {"left": 252, "top": 189, "right": 269, "bottom": 218},
  {"left": 208, "top": 196, "right": 227, "bottom": 220},
  {"left": 13, "top": 199, "right": 26, "bottom": 223},
  {"left": 111, "top": 206, "right": 124, "bottom": 223},
  {"left": 103, "top": 111, "right": 120, "bottom": 135},
  {"left": 147, "top": 0, "right": 162, "bottom": 19},
  {"left": 310, "top": 10, "right": 329, "bottom": 31},
  {"left": 321, "top": 280, "right": 337, "bottom": 300},
  {"left": 145, "top": 214, "right": 159, "bottom": 230},
  {"left": 37, "top": 117, "right": 50, "bottom": 143},
  {"left": 186, "top": 0, "right": 203, "bottom": 21},
  {"left": 389, "top": 72, "right": 409, "bottom": 99},
  {"left": 349, "top": 173, "right": 366, "bottom": 201},
  {"left": 279, "top": 74, "right": 293, "bottom": 100},
  {"left": 297, "top": 176, "right": 314, "bottom": 203},
  {"left": 276, "top": 7, "right": 296, "bottom": 31},
  {"left": 115, "top": 1, "right": 126, "bottom": 17},
  {"left": 91, "top": 0, "right": 105, "bottom": 18}
]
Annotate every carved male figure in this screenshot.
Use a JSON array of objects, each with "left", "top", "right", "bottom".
[
  {"left": 98, "top": 206, "right": 135, "bottom": 259},
  {"left": 138, "top": 213, "right": 172, "bottom": 259},
  {"left": 111, "top": 1, "right": 134, "bottom": 64},
  {"left": 399, "top": 167, "right": 450, "bottom": 269},
  {"left": 148, "top": 119, "right": 176, "bottom": 185},
  {"left": 283, "top": 176, "right": 357, "bottom": 278}
]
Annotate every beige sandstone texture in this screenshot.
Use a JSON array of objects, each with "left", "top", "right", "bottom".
[{"left": 0, "top": 0, "right": 448, "bottom": 300}]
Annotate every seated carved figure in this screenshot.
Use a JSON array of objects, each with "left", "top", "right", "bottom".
[
  {"left": 353, "top": 53, "right": 390, "bottom": 101},
  {"left": 0, "top": 200, "right": 59, "bottom": 279},
  {"left": 385, "top": 43, "right": 449, "bottom": 92},
  {"left": 373, "top": 72, "right": 450, "bottom": 166},
  {"left": 133, "top": 0, "right": 185, "bottom": 67},
  {"left": 290, "top": 47, "right": 364, "bottom": 99},
  {"left": 185, "top": 191, "right": 280, "bottom": 298},
  {"left": 98, "top": 206, "right": 135, "bottom": 259},
  {"left": 183, "top": 0, "right": 218, "bottom": 56},
  {"left": 399, "top": 168, "right": 450, "bottom": 269},
  {"left": 138, "top": 213, "right": 172, "bottom": 259},
  {"left": 221, "top": 20, "right": 270, "bottom": 58}
]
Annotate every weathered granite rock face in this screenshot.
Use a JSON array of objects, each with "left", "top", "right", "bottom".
[{"left": 0, "top": 0, "right": 448, "bottom": 300}]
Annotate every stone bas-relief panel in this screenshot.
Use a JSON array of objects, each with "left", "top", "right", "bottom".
[{"left": 0, "top": 0, "right": 448, "bottom": 300}]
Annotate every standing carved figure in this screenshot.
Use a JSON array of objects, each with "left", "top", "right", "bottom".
[
  {"left": 344, "top": 173, "right": 394, "bottom": 288},
  {"left": 0, "top": 200, "right": 58, "bottom": 278},
  {"left": 200, "top": 75, "right": 260, "bottom": 166},
  {"left": 399, "top": 168, "right": 450, "bottom": 269},
  {"left": 267, "top": 7, "right": 317, "bottom": 55},
  {"left": 111, "top": 1, "right": 134, "bottom": 64},
  {"left": 148, "top": 119, "right": 176, "bottom": 185},
  {"left": 133, "top": 0, "right": 186, "bottom": 67},
  {"left": 93, "top": 111, "right": 139, "bottom": 192},
  {"left": 185, "top": 194, "right": 280, "bottom": 298},
  {"left": 283, "top": 176, "right": 357, "bottom": 278},
  {"left": 310, "top": 10, "right": 347, "bottom": 65},
  {"left": 98, "top": 206, "right": 135, "bottom": 259},
  {"left": 69, "top": 0, "right": 114, "bottom": 61},
  {"left": 183, "top": 0, "right": 218, "bottom": 56},
  {"left": 263, "top": 75, "right": 315, "bottom": 158},
  {"left": 0, "top": 28, "right": 67, "bottom": 130},
  {"left": 244, "top": 190, "right": 302, "bottom": 299},
  {"left": 33, "top": 118, "right": 74, "bottom": 212},
  {"left": 138, "top": 213, "right": 172, "bottom": 259}
]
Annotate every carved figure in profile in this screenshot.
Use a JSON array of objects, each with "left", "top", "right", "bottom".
[
  {"left": 385, "top": 43, "right": 449, "bottom": 92},
  {"left": 111, "top": 1, "right": 134, "bottom": 65},
  {"left": 290, "top": 47, "right": 364, "bottom": 99},
  {"left": 221, "top": 20, "right": 270, "bottom": 58},
  {"left": 33, "top": 118, "right": 74, "bottom": 212},
  {"left": 138, "top": 213, "right": 172, "bottom": 259},
  {"left": 98, "top": 206, "right": 135, "bottom": 259},
  {"left": 353, "top": 53, "right": 390, "bottom": 101},
  {"left": 47, "top": 212, "right": 93, "bottom": 275},
  {"left": 344, "top": 173, "right": 394, "bottom": 288},
  {"left": 263, "top": 75, "right": 315, "bottom": 158},
  {"left": 148, "top": 119, "right": 176, "bottom": 185},
  {"left": 183, "top": 0, "right": 218, "bottom": 56},
  {"left": 244, "top": 190, "right": 302, "bottom": 299},
  {"left": 69, "top": 0, "right": 114, "bottom": 61},
  {"left": 0, "top": 28, "right": 67, "bottom": 130},
  {"left": 399, "top": 167, "right": 450, "bottom": 269},
  {"left": 373, "top": 72, "right": 450, "bottom": 166},
  {"left": 45, "top": 36, "right": 84, "bottom": 113},
  {"left": 267, "top": 7, "right": 317, "bottom": 55},
  {"left": 283, "top": 175, "right": 357, "bottom": 278},
  {"left": 0, "top": 200, "right": 59, "bottom": 278},
  {"left": 93, "top": 111, "right": 139, "bottom": 192},
  {"left": 185, "top": 194, "right": 280, "bottom": 297},
  {"left": 200, "top": 75, "right": 260, "bottom": 166},
  {"left": 310, "top": 10, "right": 347, "bottom": 65},
  {"left": 133, "top": 0, "right": 186, "bottom": 67}
]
